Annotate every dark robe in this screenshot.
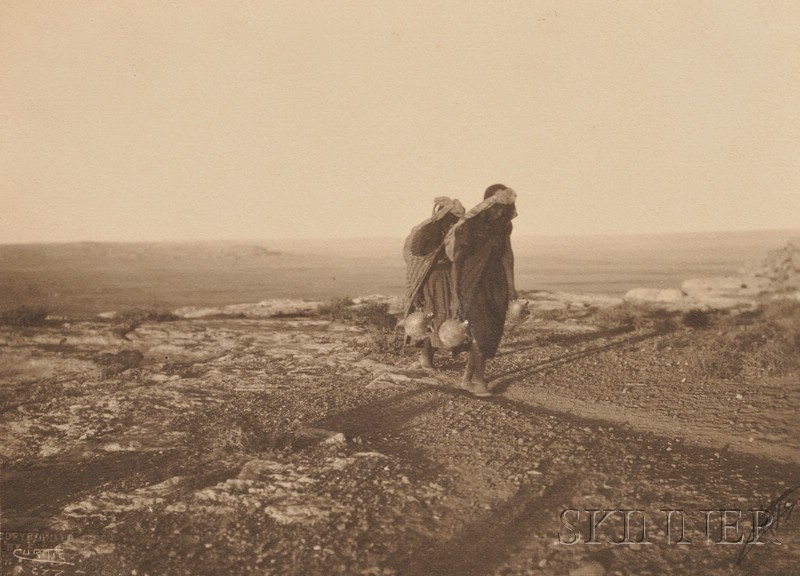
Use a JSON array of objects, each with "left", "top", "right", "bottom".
[{"left": 449, "top": 217, "right": 513, "bottom": 358}]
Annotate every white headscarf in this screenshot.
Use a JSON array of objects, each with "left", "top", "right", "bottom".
[
  {"left": 462, "top": 188, "right": 517, "bottom": 220},
  {"left": 431, "top": 196, "right": 466, "bottom": 221},
  {"left": 444, "top": 188, "right": 517, "bottom": 261}
]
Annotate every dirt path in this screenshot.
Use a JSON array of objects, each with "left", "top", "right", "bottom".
[{"left": 2, "top": 310, "right": 799, "bottom": 575}]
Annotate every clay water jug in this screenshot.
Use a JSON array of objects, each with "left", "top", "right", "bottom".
[
  {"left": 507, "top": 299, "right": 530, "bottom": 324},
  {"left": 438, "top": 319, "right": 470, "bottom": 348},
  {"left": 404, "top": 311, "right": 433, "bottom": 340}
]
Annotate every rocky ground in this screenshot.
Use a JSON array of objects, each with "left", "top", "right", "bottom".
[{"left": 1, "top": 283, "right": 799, "bottom": 576}]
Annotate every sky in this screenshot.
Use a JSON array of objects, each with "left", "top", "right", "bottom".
[{"left": 2, "top": 0, "right": 799, "bottom": 243}]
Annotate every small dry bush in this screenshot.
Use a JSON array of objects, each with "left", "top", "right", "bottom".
[
  {"left": 351, "top": 302, "right": 397, "bottom": 330},
  {"left": 594, "top": 303, "right": 638, "bottom": 331},
  {"left": 645, "top": 308, "right": 678, "bottom": 332},
  {"left": 98, "top": 349, "right": 145, "bottom": 378},
  {"left": 113, "top": 308, "right": 179, "bottom": 339},
  {"left": 538, "top": 308, "right": 570, "bottom": 322},
  {"left": 317, "top": 298, "right": 403, "bottom": 354},
  {"left": 762, "top": 297, "right": 800, "bottom": 326},
  {"left": 0, "top": 305, "right": 49, "bottom": 327},
  {"left": 594, "top": 303, "right": 676, "bottom": 332},
  {"left": 115, "top": 308, "right": 180, "bottom": 324},
  {"left": 352, "top": 302, "right": 403, "bottom": 355},
  {"left": 316, "top": 296, "right": 354, "bottom": 322},
  {"left": 682, "top": 309, "right": 712, "bottom": 329},
  {"left": 692, "top": 299, "right": 800, "bottom": 379}
]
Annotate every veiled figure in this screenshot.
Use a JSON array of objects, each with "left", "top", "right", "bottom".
[
  {"left": 447, "top": 184, "right": 518, "bottom": 395},
  {"left": 403, "top": 197, "right": 465, "bottom": 369}
]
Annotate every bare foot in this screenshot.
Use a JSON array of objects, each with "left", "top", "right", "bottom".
[
  {"left": 460, "top": 379, "right": 492, "bottom": 397},
  {"left": 470, "top": 379, "right": 492, "bottom": 397}
]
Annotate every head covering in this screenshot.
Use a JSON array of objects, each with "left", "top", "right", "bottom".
[
  {"left": 444, "top": 187, "right": 516, "bottom": 261},
  {"left": 484, "top": 183, "right": 508, "bottom": 200},
  {"left": 463, "top": 187, "right": 517, "bottom": 220},
  {"left": 431, "top": 196, "right": 466, "bottom": 222}
]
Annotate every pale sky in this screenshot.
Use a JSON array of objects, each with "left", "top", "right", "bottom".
[{"left": 2, "top": 0, "right": 799, "bottom": 243}]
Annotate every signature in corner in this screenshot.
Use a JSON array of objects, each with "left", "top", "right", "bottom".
[
  {"left": 12, "top": 547, "right": 75, "bottom": 566},
  {"left": 737, "top": 483, "right": 800, "bottom": 565}
]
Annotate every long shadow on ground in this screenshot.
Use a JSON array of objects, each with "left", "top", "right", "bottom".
[
  {"left": 496, "top": 325, "right": 634, "bottom": 356},
  {"left": 0, "top": 443, "right": 242, "bottom": 532},
  {"left": 0, "top": 449, "right": 187, "bottom": 530},
  {"left": 395, "top": 476, "right": 583, "bottom": 576},
  {"left": 314, "top": 388, "right": 452, "bottom": 475},
  {"left": 490, "top": 329, "right": 665, "bottom": 395}
]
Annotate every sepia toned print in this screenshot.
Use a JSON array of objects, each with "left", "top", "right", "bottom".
[{"left": 2, "top": 2, "right": 800, "bottom": 575}]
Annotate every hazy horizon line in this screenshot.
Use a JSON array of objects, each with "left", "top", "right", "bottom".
[{"left": 2, "top": 226, "right": 799, "bottom": 247}]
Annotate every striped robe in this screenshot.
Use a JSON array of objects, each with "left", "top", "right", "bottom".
[{"left": 403, "top": 219, "right": 453, "bottom": 347}]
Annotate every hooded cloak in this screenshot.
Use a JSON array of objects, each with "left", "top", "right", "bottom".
[
  {"left": 446, "top": 188, "right": 516, "bottom": 358},
  {"left": 403, "top": 197, "right": 464, "bottom": 346}
]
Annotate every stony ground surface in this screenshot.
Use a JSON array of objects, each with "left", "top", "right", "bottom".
[{"left": 1, "top": 293, "right": 799, "bottom": 576}]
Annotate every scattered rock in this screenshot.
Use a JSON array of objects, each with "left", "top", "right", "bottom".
[
  {"left": 619, "top": 240, "right": 800, "bottom": 310},
  {"left": 367, "top": 376, "right": 405, "bottom": 390},
  {"left": 750, "top": 237, "right": 800, "bottom": 288},
  {"left": 60, "top": 535, "right": 117, "bottom": 559},
  {"left": 569, "top": 561, "right": 606, "bottom": 576},
  {"left": 681, "top": 276, "right": 771, "bottom": 299},
  {"left": 238, "top": 460, "right": 286, "bottom": 481},
  {"left": 624, "top": 288, "right": 686, "bottom": 305},
  {"left": 324, "top": 432, "right": 347, "bottom": 445},
  {"left": 175, "top": 299, "right": 322, "bottom": 319}
]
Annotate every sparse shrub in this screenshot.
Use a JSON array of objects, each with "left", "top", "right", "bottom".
[
  {"left": 350, "top": 302, "right": 397, "bottom": 330},
  {"left": 762, "top": 298, "right": 800, "bottom": 325},
  {"left": 646, "top": 308, "right": 678, "bottom": 332},
  {"left": 741, "top": 337, "right": 796, "bottom": 376},
  {"left": 98, "top": 349, "right": 144, "bottom": 378},
  {"left": 694, "top": 346, "right": 743, "bottom": 380},
  {"left": 595, "top": 303, "right": 678, "bottom": 333},
  {"left": 683, "top": 309, "right": 711, "bottom": 329},
  {"left": 594, "top": 304, "right": 638, "bottom": 331},
  {"left": 693, "top": 318, "right": 800, "bottom": 380},
  {"left": 112, "top": 308, "right": 179, "bottom": 339},
  {"left": 538, "top": 308, "right": 569, "bottom": 322},
  {"left": 0, "top": 305, "right": 49, "bottom": 327},
  {"left": 115, "top": 308, "right": 180, "bottom": 324},
  {"left": 362, "top": 324, "right": 405, "bottom": 354},
  {"left": 351, "top": 302, "right": 403, "bottom": 355},
  {"left": 316, "top": 296, "right": 354, "bottom": 322},
  {"left": 317, "top": 298, "right": 403, "bottom": 355}
]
